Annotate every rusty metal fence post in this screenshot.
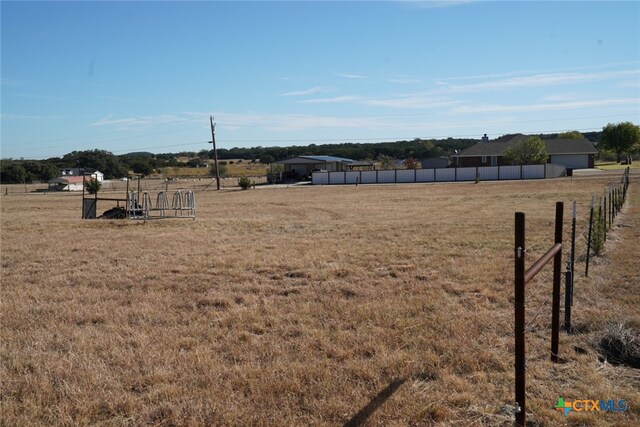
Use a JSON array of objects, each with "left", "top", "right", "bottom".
[
  {"left": 514, "top": 212, "right": 526, "bottom": 427},
  {"left": 565, "top": 201, "right": 576, "bottom": 332},
  {"left": 551, "top": 201, "right": 563, "bottom": 362},
  {"left": 513, "top": 201, "right": 563, "bottom": 426}
]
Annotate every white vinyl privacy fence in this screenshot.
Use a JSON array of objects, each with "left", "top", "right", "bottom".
[{"left": 312, "top": 164, "right": 566, "bottom": 185}]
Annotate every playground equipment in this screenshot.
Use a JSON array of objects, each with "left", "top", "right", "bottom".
[{"left": 82, "top": 174, "right": 196, "bottom": 220}]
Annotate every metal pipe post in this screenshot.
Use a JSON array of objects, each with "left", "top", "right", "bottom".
[
  {"left": 603, "top": 195, "right": 607, "bottom": 241},
  {"left": 551, "top": 201, "right": 563, "bottom": 363},
  {"left": 585, "top": 194, "right": 594, "bottom": 277},
  {"left": 209, "top": 115, "right": 221, "bottom": 190},
  {"left": 570, "top": 200, "right": 576, "bottom": 290},
  {"left": 514, "top": 212, "right": 526, "bottom": 427},
  {"left": 609, "top": 188, "right": 613, "bottom": 227}
]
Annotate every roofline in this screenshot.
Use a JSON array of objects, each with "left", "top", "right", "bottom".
[
  {"left": 548, "top": 151, "right": 598, "bottom": 155},
  {"left": 275, "top": 156, "right": 354, "bottom": 164}
]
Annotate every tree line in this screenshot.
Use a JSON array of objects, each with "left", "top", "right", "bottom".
[
  {"left": 0, "top": 150, "right": 167, "bottom": 184},
  {"left": 213, "top": 137, "right": 478, "bottom": 164},
  {"left": 2, "top": 125, "right": 638, "bottom": 184},
  {"left": 0, "top": 138, "right": 479, "bottom": 183}
]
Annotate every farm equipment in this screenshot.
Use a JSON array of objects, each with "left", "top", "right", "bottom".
[{"left": 82, "top": 174, "right": 195, "bottom": 220}]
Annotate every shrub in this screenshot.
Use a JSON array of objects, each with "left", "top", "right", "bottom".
[
  {"left": 210, "top": 163, "right": 228, "bottom": 177},
  {"left": 238, "top": 176, "right": 251, "bottom": 190},
  {"left": 260, "top": 154, "right": 276, "bottom": 164},
  {"left": 598, "top": 322, "right": 640, "bottom": 368}
]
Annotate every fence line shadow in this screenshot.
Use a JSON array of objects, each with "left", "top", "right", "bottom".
[{"left": 343, "top": 378, "right": 406, "bottom": 427}]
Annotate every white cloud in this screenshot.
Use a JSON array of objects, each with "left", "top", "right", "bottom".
[
  {"left": 280, "top": 86, "right": 330, "bottom": 97},
  {"left": 89, "top": 114, "right": 189, "bottom": 130},
  {"left": 435, "top": 61, "right": 640, "bottom": 83},
  {"left": 451, "top": 97, "right": 640, "bottom": 114},
  {"left": 388, "top": 78, "right": 423, "bottom": 85},
  {"left": 440, "top": 69, "right": 640, "bottom": 93},
  {"left": 335, "top": 73, "right": 367, "bottom": 79},
  {"left": 539, "top": 92, "right": 584, "bottom": 102},
  {"left": 364, "top": 95, "right": 460, "bottom": 109},
  {"left": 299, "top": 96, "right": 362, "bottom": 104}
]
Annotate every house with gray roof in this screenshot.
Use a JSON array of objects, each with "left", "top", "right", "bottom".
[
  {"left": 276, "top": 155, "right": 354, "bottom": 180},
  {"left": 451, "top": 134, "right": 597, "bottom": 169}
]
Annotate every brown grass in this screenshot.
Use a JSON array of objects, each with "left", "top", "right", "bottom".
[
  {"left": 161, "top": 160, "right": 269, "bottom": 179},
  {"left": 1, "top": 173, "right": 639, "bottom": 425}
]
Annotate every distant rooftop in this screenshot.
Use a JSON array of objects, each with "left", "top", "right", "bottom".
[
  {"left": 277, "top": 155, "right": 354, "bottom": 164},
  {"left": 454, "top": 134, "right": 597, "bottom": 157}
]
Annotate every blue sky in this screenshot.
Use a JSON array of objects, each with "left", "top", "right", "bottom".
[{"left": 1, "top": 1, "right": 639, "bottom": 159}]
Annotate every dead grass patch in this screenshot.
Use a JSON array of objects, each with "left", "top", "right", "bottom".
[{"left": 1, "top": 174, "right": 639, "bottom": 425}]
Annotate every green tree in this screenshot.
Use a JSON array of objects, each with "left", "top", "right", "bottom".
[
  {"left": 37, "top": 163, "right": 60, "bottom": 181},
  {"left": 503, "top": 136, "right": 548, "bottom": 165},
  {"left": 601, "top": 122, "right": 640, "bottom": 162},
  {"left": 62, "top": 149, "right": 127, "bottom": 179},
  {"left": 131, "top": 160, "right": 154, "bottom": 176},
  {"left": 0, "top": 162, "right": 28, "bottom": 183},
  {"left": 378, "top": 155, "right": 395, "bottom": 170},
  {"left": 84, "top": 178, "right": 102, "bottom": 194},
  {"left": 260, "top": 154, "right": 276, "bottom": 164},
  {"left": 558, "top": 130, "right": 584, "bottom": 139},
  {"left": 198, "top": 149, "right": 211, "bottom": 160}
]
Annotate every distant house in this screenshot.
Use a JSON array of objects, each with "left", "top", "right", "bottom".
[
  {"left": 48, "top": 176, "right": 85, "bottom": 191},
  {"left": 60, "top": 168, "right": 104, "bottom": 182},
  {"left": 451, "top": 134, "right": 597, "bottom": 169},
  {"left": 545, "top": 139, "right": 598, "bottom": 169},
  {"left": 347, "top": 160, "right": 375, "bottom": 171},
  {"left": 276, "top": 156, "right": 354, "bottom": 180}
]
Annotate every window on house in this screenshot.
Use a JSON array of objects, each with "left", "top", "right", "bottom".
[{"left": 481, "top": 156, "right": 487, "bottom": 163}]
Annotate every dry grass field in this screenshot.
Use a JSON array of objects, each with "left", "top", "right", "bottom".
[
  {"left": 162, "top": 160, "right": 269, "bottom": 179},
  {"left": 1, "top": 173, "right": 639, "bottom": 426}
]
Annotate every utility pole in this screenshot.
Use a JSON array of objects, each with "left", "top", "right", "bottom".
[{"left": 209, "top": 115, "right": 220, "bottom": 190}]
